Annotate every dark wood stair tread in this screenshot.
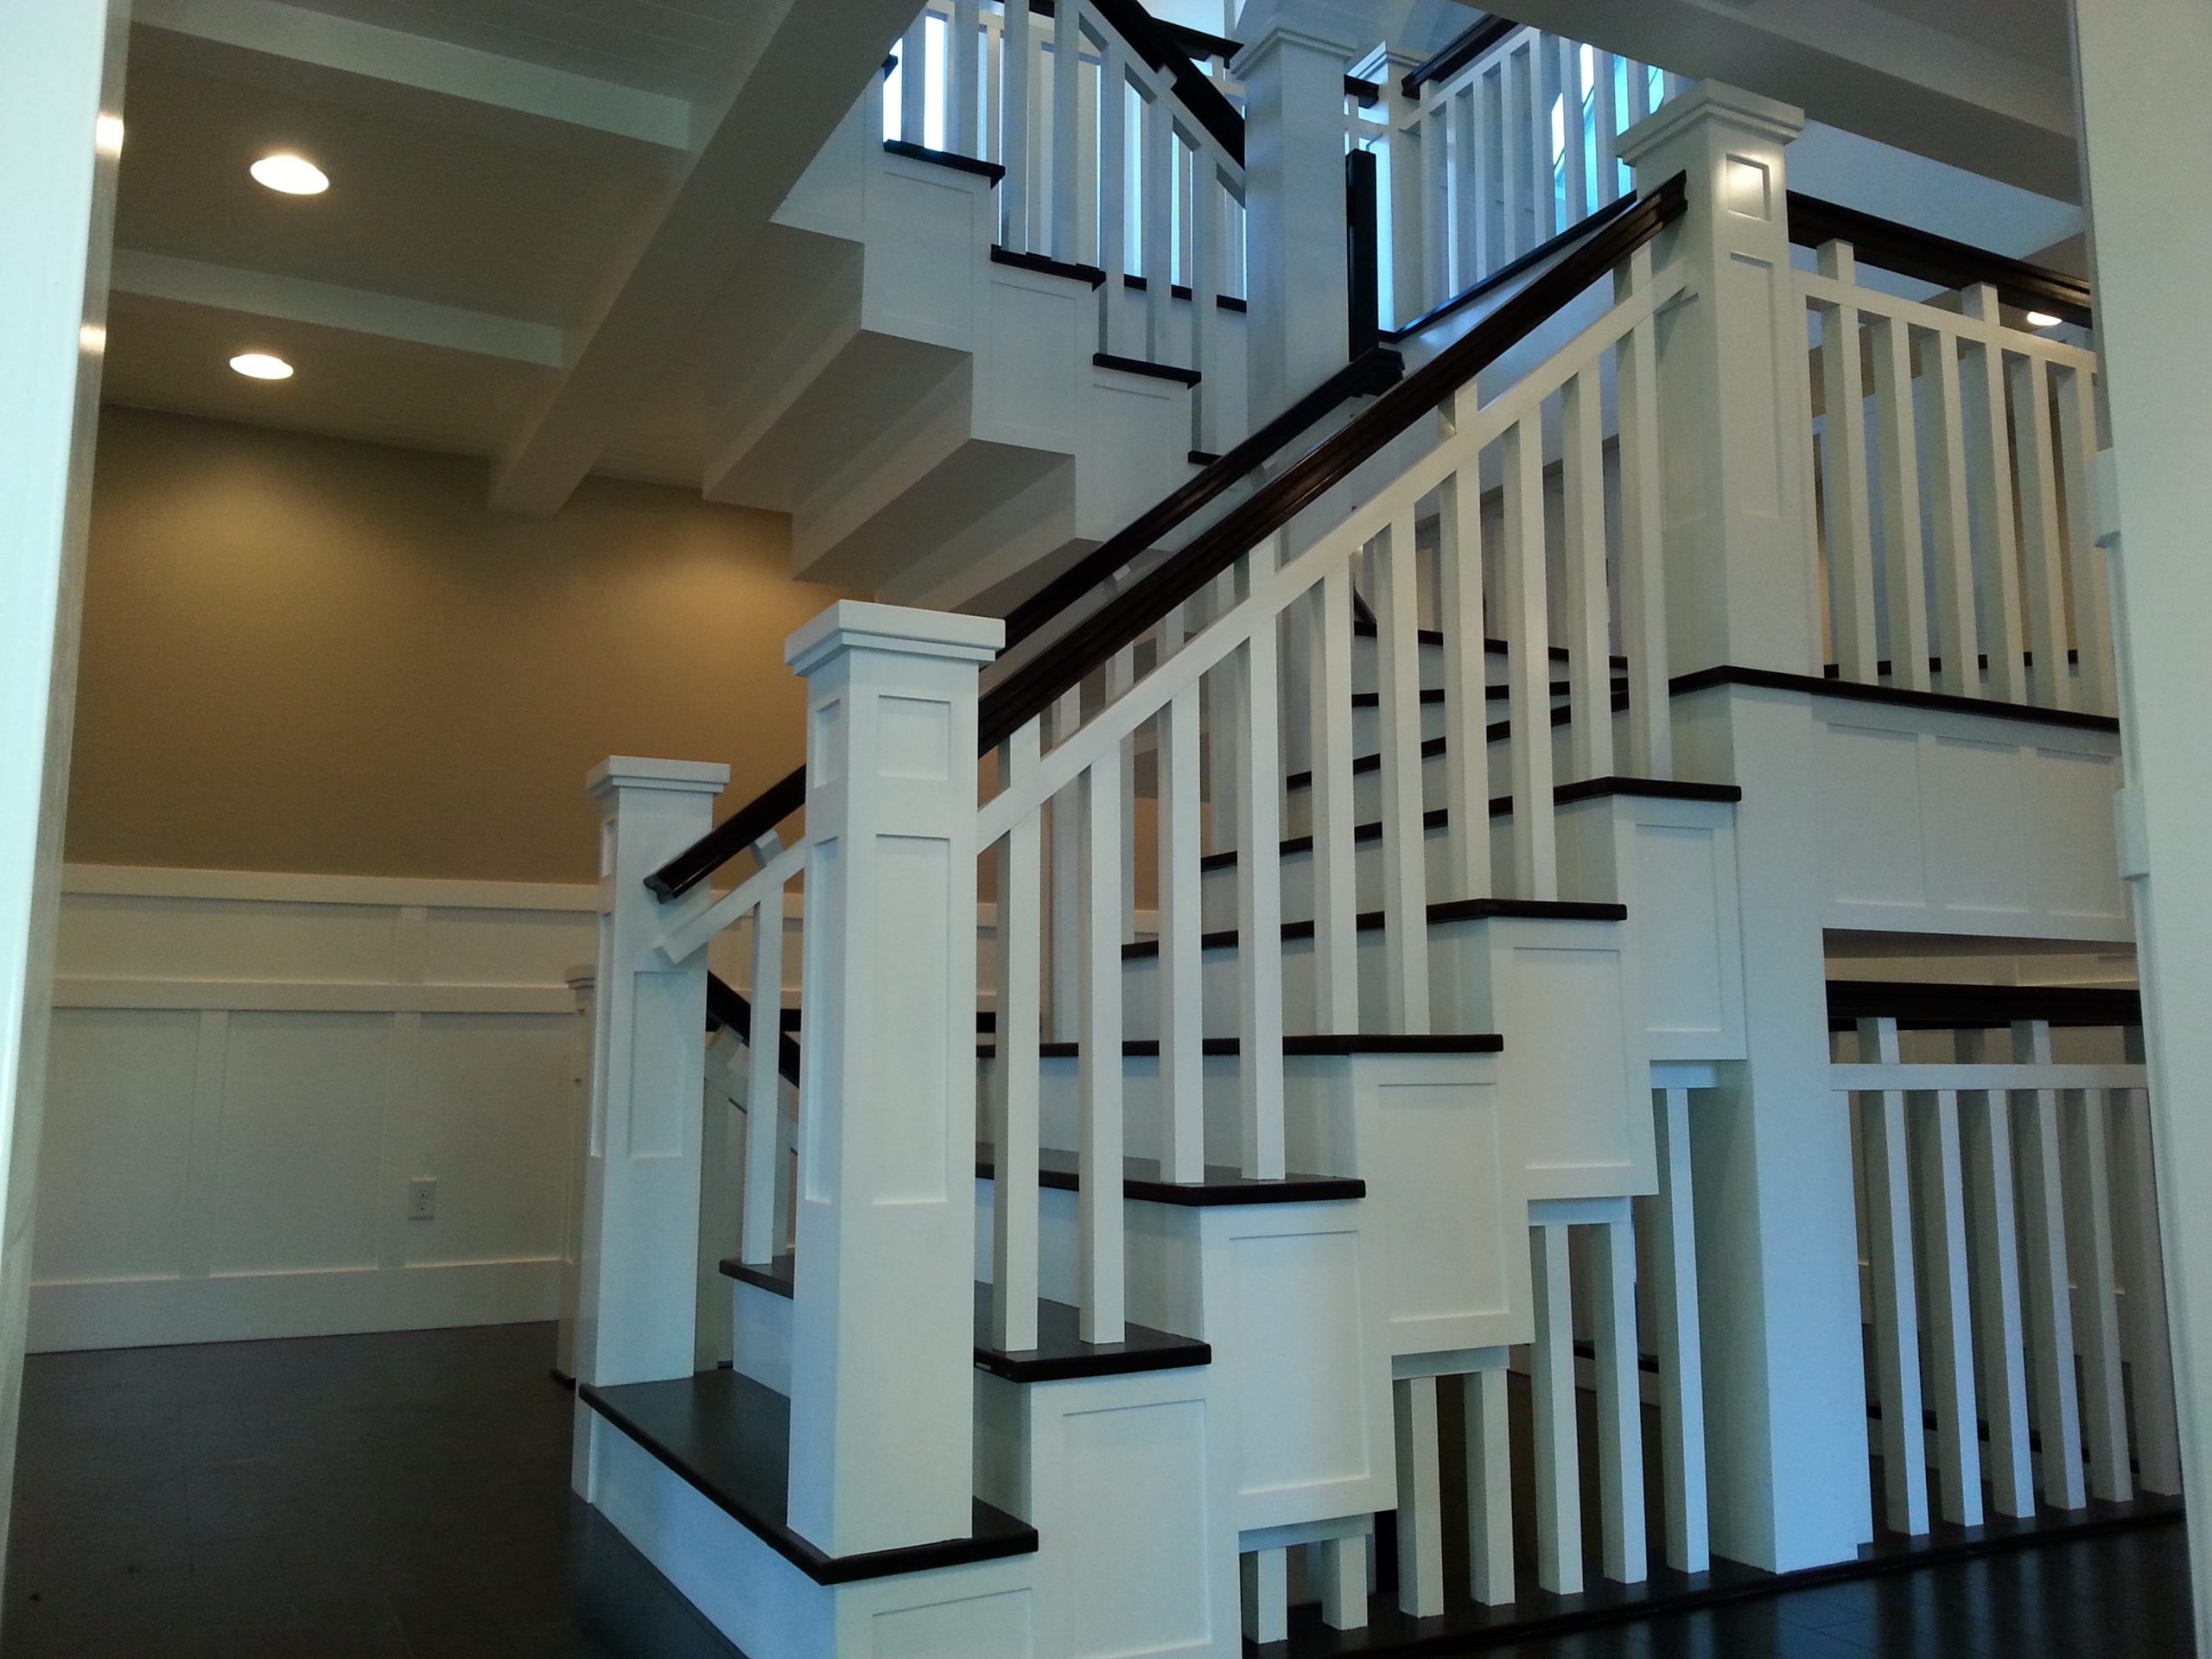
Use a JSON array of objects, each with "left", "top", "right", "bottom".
[
  {"left": 976, "top": 1033, "right": 1503, "bottom": 1059},
  {"left": 579, "top": 1370, "right": 1036, "bottom": 1585},
  {"left": 1200, "top": 779, "right": 1741, "bottom": 872},
  {"left": 718, "top": 1260, "right": 1212, "bottom": 1382},
  {"left": 978, "top": 1145, "right": 1364, "bottom": 1206},
  {"left": 1119, "top": 897, "right": 1627, "bottom": 960}
]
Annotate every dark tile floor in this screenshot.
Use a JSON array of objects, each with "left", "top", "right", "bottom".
[{"left": 2, "top": 1321, "right": 2193, "bottom": 1658}]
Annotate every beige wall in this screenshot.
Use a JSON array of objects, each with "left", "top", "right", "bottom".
[{"left": 68, "top": 407, "right": 848, "bottom": 883}]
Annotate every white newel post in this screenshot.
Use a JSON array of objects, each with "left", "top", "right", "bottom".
[
  {"left": 572, "top": 758, "right": 728, "bottom": 1414},
  {"left": 784, "top": 601, "right": 1003, "bottom": 1558},
  {"left": 1235, "top": 1, "right": 1373, "bottom": 419},
  {"left": 1621, "top": 86, "right": 1875, "bottom": 1573}
]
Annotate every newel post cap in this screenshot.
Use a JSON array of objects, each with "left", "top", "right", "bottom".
[
  {"left": 785, "top": 600, "right": 1005, "bottom": 678},
  {"left": 585, "top": 756, "right": 730, "bottom": 800},
  {"left": 1618, "top": 80, "right": 1805, "bottom": 168}
]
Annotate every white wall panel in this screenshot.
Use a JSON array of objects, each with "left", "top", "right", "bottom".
[{"left": 29, "top": 865, "right": 595, "bottom": 1350}]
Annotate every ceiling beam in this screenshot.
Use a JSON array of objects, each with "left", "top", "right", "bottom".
[
  {"left": 132, "top": 0, "right": 691, "bottom": 152},
  {"left": 486, "top": 0, "right": 918, "bottom": 517},
  {"left": 111, "top": 249, "right": 566, "bottom": 365},
  {"left": 1489, "top": 0, "right": 2080, "bottom": 202}
]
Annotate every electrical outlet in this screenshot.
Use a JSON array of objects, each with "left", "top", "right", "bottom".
[{"left": 407, "top": 1179, "right": 437, "bottom": 1221}]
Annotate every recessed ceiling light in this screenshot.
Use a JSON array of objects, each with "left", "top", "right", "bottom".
[
  {"left": 230, "top": 352, "right": 294, "bottom": 380},
  {"left": 2025, "top": 310, "right": 2063, "bottom": 329},
  {"left": 251, "top": 153, "right": 328, "bottom": 195},
  {"left": 95, "top": 114, "right": 124, "bottom": 158}
]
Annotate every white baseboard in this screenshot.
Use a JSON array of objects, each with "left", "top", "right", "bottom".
[{"left": 29, "top": 1257, "right": 564, "bottom": 1352}]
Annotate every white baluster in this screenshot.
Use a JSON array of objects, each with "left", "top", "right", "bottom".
[
  {"left": 1561, "top": 367, "right": 1613, "bottom": 781},
  {"left": 1241, "top": 1548, "right": 1287, "bottom": 1644},
  {"left": 1912, "top": 1089, "right": 1983, "bottom": 1525},
  {"left": 1156, "top": 686, "right": 1205, "bottom": 1182},
  {"left": 1096, "top": 42, "right": 1130, "bottom": 357},
  {"left": 1500, "top": 46, "right": 1529, "bottom": 259},
  {"left": 1920, "top": 328, "right": 1981, "bottom": 697},
  {"left": 1556, "top": 34, "right": 1587, "bottom": 232},
  {"left": 1236, "top": 596, "right": 1287, "bottom": 1179},
  {"left": 2012, "top": 1018, "right": 2087, "bottom": 1509},
  {"left": 1376, "top": 513, "right": 1433, "bottom": 1030},
  {"left": 1649, "top": 1087, "right": 1709, "bottom": 1572},
  {"left": 1470, "top": 69, "right": 1496, "bottom": 283},
  {"left": 1591, "top": 48, "right": 1619, "bottom": 204},
  {"left": 1109, "top": 644, "right": 1137, "bottom": 942},
  {"left": 1316, "top": 1533, "right": 1369, "bottom": 1630},
  {"left": 1079, "top": 756, "right": 1126, "bottom": 1343},
  {"left": 2055, "top": 362, "right": 2116, "bottom": 713},
  {"left": 740, "top": 889, "right": 786, "bottom": 1265},
  {"left": 1592, "top": 1216, "right": 1647, "bottom": 1582},
  {"left": 1048, "top": 687, "right": 1084, "bottom": 1041},
  {"left": 1049, "top": 0, "right": 1081, "bottom": 262},
  {"left": 1502, "top": 417, "right": 1557, "bottom": 899},
  {"left": 1870, "top": 314, "right": 1932, "bottom": 691},
  {"left": 1859, "top": 1014, "right": 1929, "bottom": 1535},
  {"left": 2066, "top": 1087, "right": 2133, "bottom": 1501},
  {"left": 1959, "top": 1036, "right": 2037, "bottom": 1518},
  {"left": 1817, "top": 243, "right": 1879, "bottom": 683},
  {"left": 1616, "top": 245, "right": 1670, "bottom": 778},
  {"left": 1192, "top": 153, "right": 1224, "bottom": 449},
  {"left": 1393, "top": 1376, "right": 1446, "bottom": 1617},
  {"left": 1142, "top": 91, "right": 1174, "bottom": 361},
  {"left": 1306, "top": 568, "right": 1361, "bottom": 1030},
  {"left": 1450, "top": 85, "right": 1478, "bottom": 297},
  {"left": 900, "top": 15, "right": 931, "bottom": 145},
  {"left": 1535, "top": 35, "right": 1563, "bottom": 243},
  {"left": 951, "top": 0, "right": 981, "bottom": 156},
  {"left": 1961, "top": 286, "right": 2028, "bottom": 702},
  {"left": 1465, "top": 1363, "right": 1516, "bottom": 1602},
  {"left": 1421, "top": 100, "right": 1450, "bottom": 310},
  {"left": 1531, "top": 1222, "right": 1583, "bottom": 1594},
  {"left": 1438, "top": 437, "right": 1495, "bottom": 895},
  {"left": 2111, "top": 1071, "right": 2183, "bottom": 1494},
  {"left": 2009, "top": 353, "right": 2073, "bottom": 709},
  {"left": 993, "top": 721, "right": 1044, "bottom": 1351},
  {"left": 1000, "top": 0, "right": 1032, "bottom": 249}
]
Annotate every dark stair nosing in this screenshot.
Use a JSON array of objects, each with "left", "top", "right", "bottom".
[
  {"left": 977, "top": 1144, "right": 1364, "bottom": 1206},
  {"left": 880, "top": 138, "right": 1005, "bottom": 184},
  {"left": 1187, "top": 448, "right": 1223, "bottom": 466},
  {"left": 1670, "top": 664, "right": 2121, "bottom": 736},
  {"left": 1198, "top": 779, "right": 1741, "bottom": 873},
  {"left": 990, "top": 244, "right": 1107, "bottom": 288},
  {"left": 976, "top": 1033, "right": 1503, "bottom": 1060},
  {"left": 1119, "top": 897, "right": 1627, "bottom": 959},
  {"left": 578, "top": 1370, "right": 1037, "bottom": 1585},
  {"left": 718, "top": 1260, "right": 1213, "bottom": 1383},
  {"left": 1284, "top": 694, "right": 1634, "bottom": 792},
  {"left": 1118, "top": 271, "right": 1249, "bottom": 311},
  {"left": 1093, "top": 351, "right": 1203, "bottom": 387},
  {"left": 1350, "top": 619, "right": 1630, "bottom": 669}
]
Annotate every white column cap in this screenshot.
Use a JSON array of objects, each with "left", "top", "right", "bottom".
[
  {"left": 585, "top": 756, "right": 730, "bottom": 799},
  {"left": 785, "top": 600, "right": 1004, "bottom": 677},
  {"left": 1618, "top": 80, "right": 1805, "bottom": 168}
]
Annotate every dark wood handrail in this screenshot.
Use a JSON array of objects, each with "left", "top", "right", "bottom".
[
  {"left": 1400, "top": 16, "right": 1518, "bottom": 99},
  {"left": 977, "top": 170, "right": 1688, "bottom": 749},
  {"left": 1074, "top": 0, "right": 1244, "bottom": 165},
  {"left": 1827, "top": 979, "right": 2140, "bottom": 1033},
  {"left": 1787, "top": 192, "right": 2093, "bottom": 328}
]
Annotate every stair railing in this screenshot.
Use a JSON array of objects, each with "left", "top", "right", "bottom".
[
  {"left": 889, "top": 0, "right": 1247, "bottom": 439},
  {"left": 976, "top": 175, "right": 1689, "bottom": 1345},
  {"left": 1386, "top": 20, "right": 1683, "bottom": 329},
  {"left": 1787, "top": 200, "right": 2113, "bottom": 715},
  {"left": 1829, "top": 982, "right": 2180, "bottom": 1534}
]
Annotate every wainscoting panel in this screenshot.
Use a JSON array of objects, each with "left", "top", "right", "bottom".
[{"left": 30, "top": 866, "right": 600, "bottom": 1351}]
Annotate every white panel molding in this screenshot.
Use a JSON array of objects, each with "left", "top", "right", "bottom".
[
  {"left": 111, "top": 250, "right": 567, "bottom": 366},
  {"left": 131, "top": 0, "right": 694, "bottom": 150},
  {"left": 32, "top": 864, "right": 596, "bottom": 1351}
]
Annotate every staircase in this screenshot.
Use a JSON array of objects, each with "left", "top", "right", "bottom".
[{"left": 559, "top": 12, "right": 2170, "bottom": 1659}]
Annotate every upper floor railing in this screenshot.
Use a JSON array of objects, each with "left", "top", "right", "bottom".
[{"left": 1789, "top": 201, "right": 2111, "bottom": 717}]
